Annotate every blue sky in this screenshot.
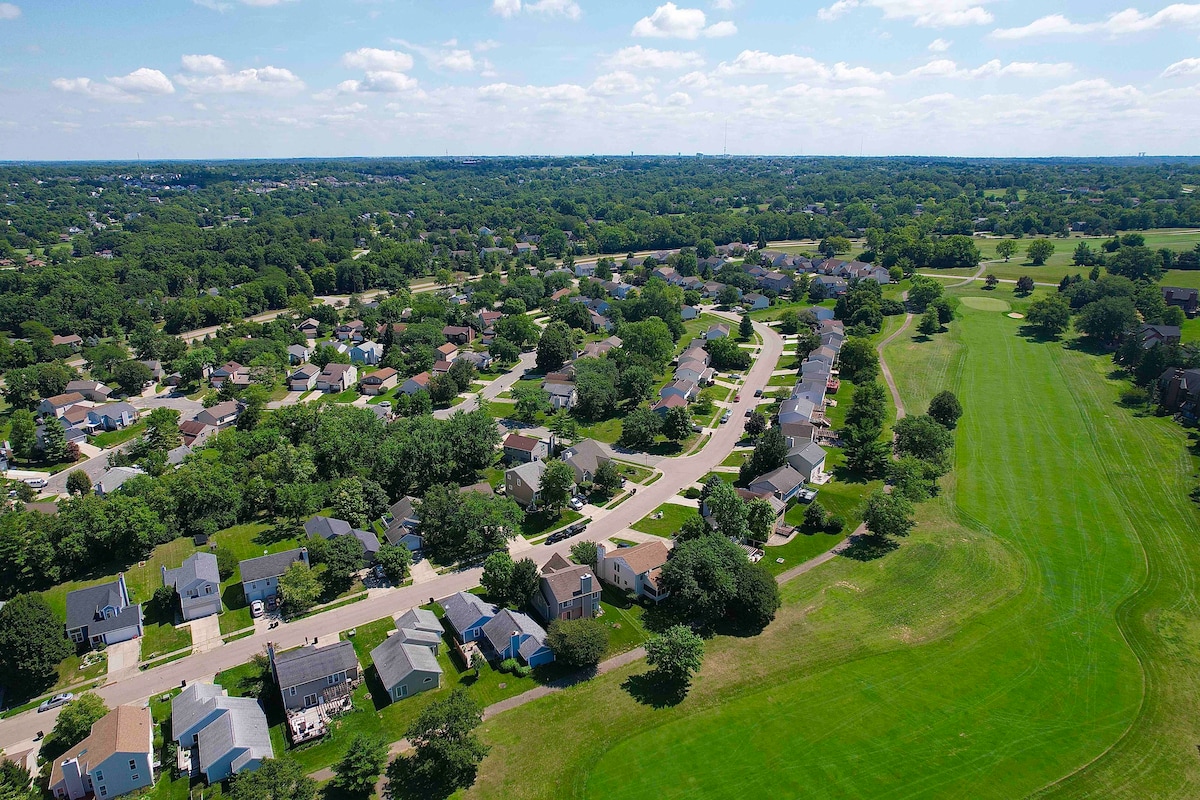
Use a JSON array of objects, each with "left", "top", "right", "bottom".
[{"left": 1, "top": 0, "right": 1199, "bottom": 159}]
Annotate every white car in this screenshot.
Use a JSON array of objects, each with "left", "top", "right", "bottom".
[
  {"left": 39, "top": 693, "right": 74, "bottom": 712},
  {"left": 569, "top": 496, "right": 585, "bottom": 511},
  {"left": 250, "top": 600, "right": 265, "bottom": 618},
  {"left": 24, "top": 477, "right": 48, "bottom": 489}
]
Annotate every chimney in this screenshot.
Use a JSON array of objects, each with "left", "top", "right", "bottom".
[
  {"left": 510, "top": 632, "right": 520, "bottom": 657},
  {"left": 160, "top": 565, "right": 167, "bottom": 586},
  {"left": 299, "top": 547, "right": 309, "bottom": 566},
  {"left": 595, "top": 544, "right": 606, "bottom": 566},
  {"left": 581, "top": 572, "right": 593, "bottom": 595}
]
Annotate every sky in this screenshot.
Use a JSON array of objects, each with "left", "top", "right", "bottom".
[{"left": 1, "top": 0, "right": 1200, "bottom": 160}]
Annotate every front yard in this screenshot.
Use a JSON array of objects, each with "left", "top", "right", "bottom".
[
  {"left": 519, "top": 509, "right": 583, "bottom": 540},
  {"left": 630, "top": 502, "right": 696, "bottom": 538}
]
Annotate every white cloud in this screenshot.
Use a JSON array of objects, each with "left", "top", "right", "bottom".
[
  {"left": 390, "top": 39, "right": 483, "bottom": 72},
  {"left": 108, "top": 68, "right": 175, "bottom": 94},
  {"left": 992, "top": 5, "right": 1200, "bottom": 39},
  {"left": 713, "top": 0, "right": 735, "bottom": 8},
  {"left": 192, "top": 0, "right": 295, "bottom": 10},
  {"left": 1162, "top": 57, "right": 1200, "bottom": 76},
  {"left": 590, "top": 71, "right": 654, "bottom": 95},
  {"left": 0, "top": 4, "right": 20, "bottom": 20},
  {"left": 181, "top": 54, "right": 229, "bottom": 75},
  {"left": 819, "top": 0, "right": 994, "bottom": 27},
  {"left": 342, "top": 48, "right": 414, "bottom": 73},
  {"left": 715, "top": 50, "right": 892, "bottom": 82},
  {"left": 609, "top": 45, "right": 705, "bottom": 70},
  {"left": 478, "top": 82, "right": 590, "bottom": 104},
  {"left": 491, "top": 0, "right": 581, "bottom": 19},
  {"left": 928, "top": 37, "right": 951, "bottom": 51},
  {"left": 632, "top": 3, "right": 738, "bottom": 38},
  {"left": 665, "top": 91, "right": 693, "bottom": 105},
  {"left": 908, "top": 58, "right": 1074, "bottom": 79},
  {"left": 177, "top": 65, "right": 305, "bottom": 94},
  {"left": 338, "top": 71, "right": 420, "bottom": 93},
  {"left": 52, "top": 68, "right": 175, "bottom": 102}
]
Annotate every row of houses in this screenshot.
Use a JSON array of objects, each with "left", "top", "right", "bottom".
[
  {"left": 502, "top": 437, "right": 610, "bottom": 509},
  {"left": 652, "top": 337, "right": 717, "bottom": 415}
]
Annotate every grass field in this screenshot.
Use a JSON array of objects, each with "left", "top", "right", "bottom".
[
  {"left": 630, "top": 502, "right": 696, "bottom": 538},
  {"left": 461, "top": 281, "right": 1200, "bottom": 799}
]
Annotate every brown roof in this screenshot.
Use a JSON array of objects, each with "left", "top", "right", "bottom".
[
  {"left": 49, "top": 705, "right": 151, "bottom": 787},
  {"left": 406, "top": 372, "right": 430, "bottom": 387},
  {"left": 504, "top": 433, "right": 541, "bottom": 452},
  {"left": 179, "top": 420, "right": 210, "bottom": 435},
  {"left": 436, "top": 342, "right": 457, "bottom": 356},
  {"left": 540, "top": 555, "right": 595, "bottom": 604},
  {"left": 363, "top": 367, "right": 397, "bottom": 382},
  {"left": 609, "top": 540, "right": 669, "bottom": 576},
  {"left": 44, "top": 392, "right": 85, "bottom": 407},
  {"left": 652, "top": 394, "right": 687, "bottom": 410}
]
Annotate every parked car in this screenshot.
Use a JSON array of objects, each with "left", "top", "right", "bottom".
[
  {"left": 754, "top": 388, "right": 763, "bottom": 397},
  {"left": 250, "top": 600, "right": 265, "bottom": 618},
  {"left": 734, "top": 394, "right": 741, "bottom": 402},
  {"left": 24, "top": 477, "right": 47, "bottom": 489},
  {"left": 569, "top": 496, "right": 585, "bottom": 511},
  {"left": 796, "top": 488, "right": 818, "bottom": 504},
  {"left": 378, "top": 401, "right": 391, "bottom": 409},
  {"left": 721, "top": 410, "right": 732, "bottom": 424},
  {"left": 39, "top": 693, "right": 74, "bottom": 712},
  {"left": 564, "top": 522, "right": 587, "bottom": 536}
]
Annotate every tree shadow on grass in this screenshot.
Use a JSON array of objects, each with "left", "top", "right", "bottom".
[
  {"left": 839, "top": 534, "right": 898, "bottom": 562},
  {"left": 622, "top": 671, "right": 689, "bottom": 709},
  {"left": 255, "top": 522, "right": 303, "bottom": 547},
  {"left": 1017, "top": 325, "right": 1064, "bottom": 345},
  {"left": 1065, "top": 337, "right": 1114, "bottom": 357}
]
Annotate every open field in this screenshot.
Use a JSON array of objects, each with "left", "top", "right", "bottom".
[{"left": 462, "top": 282, "right": 1200, "bottom": 799}]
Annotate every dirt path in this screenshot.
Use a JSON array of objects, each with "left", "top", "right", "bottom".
[{"left": 877, "top": 291, "right": 912, "bottom": 421}]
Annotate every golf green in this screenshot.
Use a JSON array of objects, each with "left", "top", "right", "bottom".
[
  {"left": 466, "top": 289, "right": 1200, "bottom": 799},
  {"left": 959, "top": 296, "right": 1011, "bottom": 311}
]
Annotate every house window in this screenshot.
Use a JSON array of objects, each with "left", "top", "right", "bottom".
[
  {"left": 129, "top": 760, "right": 137, "bottom": 770},
  {"left": 304, "top": 694, "right": 318, "bottom": 708},
  {"left": 327, "top": 671, "right": 344, "bottom": 685},
  {"left": 69, "top": 629, "right": 84, "bottom": 643},
  {"left": 206, "top": 586, "right": 213, "bottom": 594},
  {"left": 288, "top": 687, "right": 296, "bottom": 697},
  {"left": 423, "top": 677, "right": 433, "bottom": 683},
  {"left": 94, "top": 771, "right": 103, "bottom": 782},
  {"left": 131, "top": 776, "right": 139, "bottom": 782},
  {"left": 98, "top": 788, "right": 107, "bottom": 797}
]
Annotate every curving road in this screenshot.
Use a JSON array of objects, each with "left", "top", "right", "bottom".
[{"left": 0, "top": 316, "right": 785, "bottom": 753}]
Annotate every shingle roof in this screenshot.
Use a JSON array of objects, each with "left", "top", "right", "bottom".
[
  {"left": 562, "top": 438, "right": 607, "bottom": 479},
  {"left": 441, "top": 591, "right": 497, "bottom": 637},
  {"left": 304, "top": 516, "right": 352, "bottom": 539},
  {"left": 239, "top": 548, "right": 306, "bottom": 583},
  {"left": 271, "top": 640, "right": 359, "bottom": 689},
  {"left": 170, "top": 682, "right": 227, "bottom": 741},
  {"left": 164, "top": 552, "right": 219, "bottom": 591},
  {"left": 396, "top": 607, "right": 442, "bottom": 634},
  {"left": 481, "top": 608, "right": 547, "bottom": 661},
  {"left": 609, "top": 540, "right": 669, "bottom": 576},
  {"left": 371, "top": 635, "right": 442, "bottom": 690},
  {"left": 65, "top": 578, "right": 129, "bottom": 630},
  {"left": 539, "top": 558, "right": 595, "bottom": 607},
  {"left": 507, "top": 459, "right": 546, "bottom": 487},
  {"left": 49, "top": 705, "right": 151, "bottom": 788},
  {"left": 749, "top": 465, "right": 805, "bottom": 496},
  {"left": 788, "top": 441, "right": 827, "bottom": 473},
  {"left": 504, "top": 433, "right": 541, "bottom": 453},
  {"left": 195, "top": 696, "right": 273, "bottom": 774}
]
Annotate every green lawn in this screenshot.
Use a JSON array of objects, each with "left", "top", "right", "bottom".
[
  {"left": 629, "top": 503, "right": 696, "bottom": 538},
  {"left": 519, "top": 510, "right": 583, "bottom": 540},
  {"left": 140, "top": 618, "right": 193, "bottom": 661},
  {"left": 461, "top": 280, "right": 1200, "bottom": 799},
  {"left": 91, "top": 421, "right": 146, "bottom": 449},
  {"left": 613, "top": 461, "right": 654, "bottom": 484}
]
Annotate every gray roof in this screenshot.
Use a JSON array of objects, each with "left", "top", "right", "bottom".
[
  {"left": 239, "top": 548, "right": 306, "bottom": 584},
  {"left": 166, "top": 445, "right": 192, "bottom": 466},
  {"left": 195, "top": 696, "right": 273, "bottom": 774},
  {"left": 562, "top": 438, "right": 608, "bottom": 480},
  {"left": 170, "top": 682, "right": 226, "bottom": 741},
  {"left": 543, "top": 381, "right": 576, "bottom": 398},
  {"left": 749, "top": 465, "right": 805, "bottom": 496},
  {"left": 65, "top": 579, "right": 136, "bottom": 632},
  {"left": 441, "top": 591, "right": 497, "bottom": 637},
  {"left": 95, "top": 466, "right": 144, "bottom": 495},
  {"left": 481, "top": 609, "right": 548, "bottom": 662},
  {"left": 396, "top": 607, "right": 442, "bottom": 634},
  {"left": 272, "top": 640, "right": 359, "bottom": 689},
  {"left": 779, "top": 397, "right": 817, "bottom": 425},
  {"left": 371, "top": 635, "right": 442, "bottom": 689},
  {"left": 351, "top": 528, "right": 381, "bottom": 555},
  {"left": 398, "top": 628, "right": 442, "bottom": 648},
  {"left": 507, "top": 459, "right": 546, "bottom": 488},
  {"left": 97, "top": 402, "right": 138, "bottom": 420},
  {"left": 304, "top": 516, "right": 352, "bottom": 539},
  {"left": 164, "top": 552, "right": 220, "bottom": 592},
  {"left": 540, "top": 554, "right": 597, "bottom": 607},
  {"left": 788, "top": 441, "right": 827, "bottom": 473}
]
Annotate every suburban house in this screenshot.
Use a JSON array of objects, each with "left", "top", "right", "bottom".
[
  {"left": 747, "top": 465, "right": 807, "bottom": 503},
  {"left": 49, "top": 705, "right": 154, "bottom": 800},
  {"left": 743, "top": 292, "right": 770, "bottom": 311},
  {"left": 543, "top": 381, "right": 578, "bottom": 410},
  {"left": 595, "top": 541, "right": 670, "bottom": 602},
  {"left": 268, "top": 640, "right": 360, "bottom": 712},
  {"left": 167, "top": 445, "right": 192, "bottom": 467},
  {"left": 349, "top": 341, "right": 384, "bottom": 366},
  {"left": 442, "top": 325, "right": 475, "bottom": 345},
  {"left": 399, "top": 372, "right": 430, "bottom": 396},
  {"left": 65, "top": 380, "right": 112, "bottom": 402},
  {"left": 1139, "top": 324, "right": 1182, "bottom": 349},
  {"left": 787, "top": 441, "right": 828, "bottom": 483},
  {"left": 812, "top": 275, "right": 848, "bottom": 297},
  {"left": 1158, "top": 367, "right": 1200, "bottom": 415},
  {"left": 1163, "top": 286, "right": 1199, "bottom": 316},
  {"left": 435, "top": 342, "right": 458, "bottom": 362},
  {"left": 94, "top": 466, "right": 145, "bottom": 497},
  {"left": 65, "top": 574, "right": 143, "bottom": 648},
  {"left": 52, "top": 333, "right": 84, "bottom": 350},
  {"left": 39, "top": 392, "right": 85, "bottom": 418},
  {"left": 304, "top": 516, "right": 379, "bottom": 564},
  {"left": 179, "top": 420, "right": 216, "bottom": 448},
  {"left": 210, "top": 362, "right": 247, "bottom": 389},
  {"left": 287, "top": 344, "right": 313, "bottom": 365},
  {"left": 660, "top": 379, "right": 699, "bottom": 403},
  {"left": 381, "top": 497, "right": 423, "bottom": 551},
  {"left": 503, "top": 433, "right": 548, "bottom": 464},
  {"left": 360, "top": 368, "right": 399, "bottom": 395},
  {"left": 335, "top": 321, "right": 366, "bottom": 342},
  {"left": 171, "top": 683, "right": 273, "bottom": 783},
  {"left": 317, "top": 363, "right": 358, "bottom": 393},
  {"left": 395, "top": 608, "right": 444, "bottom": 651},
  {"left": 505, "top": 460, "right": 547, "bottom": 508},
  {"left": 441, "top": 591, "right": 498, "bottom": 644},
  {"left": 297, "top": 318, "right": 321, "bottom": 337},
  {"left": 533, "top": 552, "right": 601, "bottom": 622},
  {"left": 87, "top": 403, "right": 139, "bottom": 432},
  {"left": 706, "top": 323, "right": 731, "bottom": 340},
  {"left": 140, "top": 360, "right": 165, "bottom": 383},
  {"left": 432, "top": 359, "right": 453, "bottom": 375},
  {"left": 681, "top": 304, "right": 700, "bottom": 320},
  {"left": 240, "top": 548, "right": 309, "bottom": 604},
  {"left": 481, "top": 609, "right": 554, "bottom": 667},
  {"left": 195, "top": 401, "right": 242, "bottom": 429},
  {"left": 652, "top": 394, "right": 688, "bottom": 415},
  {"left": 371, "top": 627, "right": 443, "bottom": 702},
  {"left": 560, "top": 438, "right": 610, "bottom": 484},
  {"left": 289, "top": 364, "right": 321, "bottom": 392},
  {"left": 457, "top": 351, "right": 493, "bottom": 371},
  {"left": 161, "top": 552, "right": 222, "bottom": 622}
]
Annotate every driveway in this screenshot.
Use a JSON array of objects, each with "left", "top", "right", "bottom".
[
  {"left": 188, "top": 615, "right": 223, "bottom": 654},
  {"left": 104, "top": 639, "right": 141, "bottom": 677},
  {"left": 408, "top": 559, "right": 438, "bottom": 585}
]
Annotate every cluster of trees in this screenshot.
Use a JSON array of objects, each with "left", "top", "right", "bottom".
[{"left": 834, "top": 280, "right": 906, "bottom": 336}]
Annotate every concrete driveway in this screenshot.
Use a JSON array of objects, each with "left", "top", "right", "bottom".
[
  {"left": 188, "top": 615, "right": 223, "bottom": 654},
  {"left": 104, "top": 640, "right": 141, "bottom": 677},
  {"left": 409, "top": 559, "right": 438, "bottom": 585}
]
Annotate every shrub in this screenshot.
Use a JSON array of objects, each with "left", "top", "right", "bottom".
[
  {"left": 499, "top": 658, "right": 519, "bottom": 674},
  {"left": 824, "top": 515, "right": 845, "bottom": 534},
  {"left": 683, "top": 487, "right": 702, "bottom": 500},
  {"left": 514, "top": 664, "right": 532, "bottom": 678}
]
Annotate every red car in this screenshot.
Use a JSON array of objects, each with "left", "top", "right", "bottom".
[{"left": 734, "top": 394, "right": 741, "bottom": 402}]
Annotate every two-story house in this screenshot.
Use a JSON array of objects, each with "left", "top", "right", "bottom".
[
  {"left": 317, "top": 363, "right": 358, "bottom": 393},
  {"left": 381, "top": 497, "right": 423, "bottom": 551},
  {"left": 595, "top": 541, "right": 670, "bottom": 603},
  {"left": 560, "top": 438, "right": 610, "bottom": 484},
  {"left": 268, "top": 640, "right": 360, "bottom": 712},
  {"left": 161, "top": 552, "right": 222, "bottom": 621},
  {"left": 239, "top": 548, "right": 309, "bottom": 605},
  {"left": 65, "top": 574, "right": 143, "bottom": 649},
  {"left": 505, "top": 460, "right": 547, "bottom": 509},
  {"left": 170, "top": 683, "right": 273, "bottom": 784},
  {"left": 441, "top": 591, "right": 498, "bottom": 644},
  {"left": 532, "top": 553, "right": 601, "bottom": 622},
  {"left": 194, "top": 401, "right": 242, "bottom": 430},
  {"left": 481, "top": 608, "right": 554, "bottom": 667},
  {"left": 49, "top": 706, "right": 154, "bottom": 800},
  {"left": 502, "top": 433, "right": 548, "bottom": 464}
]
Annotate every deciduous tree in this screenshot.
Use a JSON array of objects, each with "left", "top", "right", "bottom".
[
  {"left": 0, "top": 594, "right": 73, "bottom": 698},
  {"left": 546, "top": 617, "right": 607, "bottom": 669}
]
